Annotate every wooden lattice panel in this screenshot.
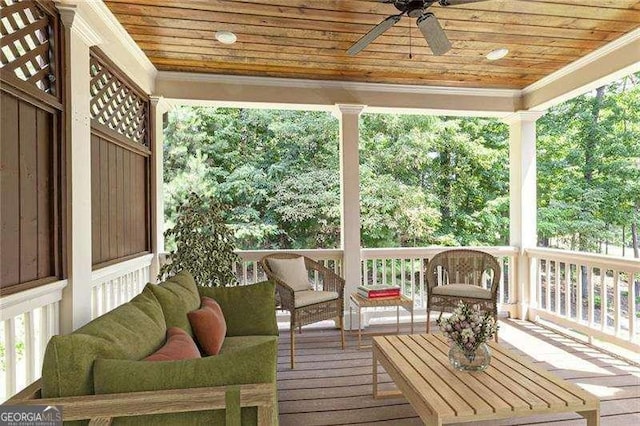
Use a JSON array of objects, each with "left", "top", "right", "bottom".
[
  {"left": 90, "top": 52, "right": 149, "bottom": 146},
  {"left": 0, "top": 0, "right": 56, "bottom": 94}
]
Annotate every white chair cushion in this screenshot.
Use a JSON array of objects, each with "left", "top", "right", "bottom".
[
  {"left": 295, "top": 290, "right": 339, "bottom": 308},
  {"left": 432, "top": 284, "right": 491, "bottom": 300},
  {"left": 267, "top": 257, "right": 313, "bottom": 292}
]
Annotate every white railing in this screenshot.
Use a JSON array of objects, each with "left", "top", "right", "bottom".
[
  {"left": 0, "top": 280, "right": 67, "bottom": 402},
  {"left": 527, "top": 247, "right": 640, "bottom": 351},
  {"left": 235, "top": 247, "right": 518, "bottom": 313},
  {"left": 90, "top": 254, "right": 154, "bottom": 319},
  {"left": 361, "top": 246, "right": 518, "bottom": 311},
  {"left": 235, "top": 249, "right": 343, "bottom": 287}
]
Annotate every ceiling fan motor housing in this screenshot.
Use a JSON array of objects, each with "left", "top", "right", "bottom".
[{"left": 393, "top": 0, "right": 434, "bottom": 17}]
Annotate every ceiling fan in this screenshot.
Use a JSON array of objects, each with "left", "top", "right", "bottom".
[{"left": 347, "top": 0, "right": 489, "bottom": 57}]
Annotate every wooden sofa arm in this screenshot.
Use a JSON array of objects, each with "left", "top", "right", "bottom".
[{"left": 5, "top": 379, "right": 275, "bottom": 426}]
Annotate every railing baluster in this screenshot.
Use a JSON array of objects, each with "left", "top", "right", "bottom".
[
  {"left": 630, "top": 270, "right": 637, "bottom": 342},
  {"left": 4, "top": 318, "right": 16, "bottom": 399},
  {"left": 373, "top": 259, "right": 378, "bottom": 286},
  {"left": 613, "top": 270, "right": 620, "bottom": 336},
  {"left": 601, "top": 268, "right": 608, "bottom": 331},
  {"left": 382, "top": 259, "right": 387, "bottom": 286},
  {"left": 566, "top": 264, "right": 572, "bottom": 319},
  {"left": 555, "top": 261, "right": 561, "bottom": 315},
  {"left": 39, "top": 305, "right": 49, "bottom": 362},
  {"left": 587, "top": 265, "right": 594, "bottom": 329},
  {"left": 545, "top": 258, "right": 551, "bottom": 311},
  {"left": 24, "top": 311, "right": 35, "bottom": 384},
  {"left": 577, "top": 264, "right": 583, "bottom": 323}
]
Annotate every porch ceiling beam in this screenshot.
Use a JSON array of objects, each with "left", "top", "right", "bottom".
[{"left": 154, "top": 72, "right": 521, "bottom": 117}]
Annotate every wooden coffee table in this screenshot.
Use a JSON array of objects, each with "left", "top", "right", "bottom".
[
  {"left": 372, "top": 334, "right": 599, "bottom": 426},
  {"left": 349, "top": 293, "right": 414, "bottom": 349}
]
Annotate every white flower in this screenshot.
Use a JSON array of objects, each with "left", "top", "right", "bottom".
[{"left": 461, "top": 328, "right": 474, "bottom": 339}]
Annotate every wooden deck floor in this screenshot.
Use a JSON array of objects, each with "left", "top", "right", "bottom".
[{"left": 276, "top": 319, "right": 640, "bottom": 425}]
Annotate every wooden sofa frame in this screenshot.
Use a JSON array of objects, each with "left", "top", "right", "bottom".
[{"left": 5, "top": 379, "right": 276, "bottom": 426}]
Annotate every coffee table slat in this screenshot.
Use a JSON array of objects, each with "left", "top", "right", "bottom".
[
  {"left": 487, "top": 340, "right": 596, "bottom": 408},
  {"left": 375, "top": 336, "right": 456, "bottom": 417},
  {"left": 411, "top": 335, "right": 516, "bottom": 415},
  {"left": 487, "top": 350, "right": 587, "bottom": 407},
  {"left": 397, "top": 335, "right": 495, "bottom": 416}
]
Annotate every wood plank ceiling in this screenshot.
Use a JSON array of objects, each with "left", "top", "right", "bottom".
[{"left": 105, "top": 0, "right": 640, "bottom": 89}]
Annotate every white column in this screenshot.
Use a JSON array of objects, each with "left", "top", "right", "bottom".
[
  {"left": 336, "top": 104, "right": 365, "bottom": 328},
  {"left": 57, "top": 4, "right": 102, "bottom": 334},
  {"left": 503, "top": 111, "right": 545, "bottom": 320},
  {"left": 149, "top": 96, "right": 172, "bottom": 283}
]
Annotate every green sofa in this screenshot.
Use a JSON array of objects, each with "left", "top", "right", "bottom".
[{"left": 40, "top": 271, "right": 279, "bottom": 425}]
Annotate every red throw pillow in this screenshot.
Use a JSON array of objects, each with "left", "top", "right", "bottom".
[
  {"left": 188, "top": 297, "right": 227, "bottom": 355},
  {"left": 144, "top": 327, "right": 201, "bottom": 362}
]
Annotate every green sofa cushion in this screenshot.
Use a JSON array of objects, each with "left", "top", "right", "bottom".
[
  {"left": 149, "top": 271, "right": 201, "bottom": 336},
  {"left": 93, "top": 336, "right": 278, "bottom": 425},
  {"left": 41, "top": 284, "right": 166, "bottom": 398},
  {"left": 198, "top": 281, "right": 278, "bottom": 337}
]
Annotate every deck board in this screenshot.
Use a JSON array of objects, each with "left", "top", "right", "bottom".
[{"left": 277, "top": 319, "right": 640, "bottom": 425}]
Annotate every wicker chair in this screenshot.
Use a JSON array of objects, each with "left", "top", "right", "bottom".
[
  {"left": 259, "top": 253, "right": 345, "bottom": 368},
  {"left": 425, "top": 249, "right": 501, "bottom": 341}
]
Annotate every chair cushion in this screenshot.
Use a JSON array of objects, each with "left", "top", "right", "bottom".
[
  {"left": 267, "top": 257, "right": 312, "bottom": 292},
  {"left": 432, "top": 284, "right": 492, "bottom": 299},
  {"left": 144, "top": 327, "right": 201, "bottom": 362},
  {"left": 188, "top": 297, "right": 227, "bottom": 355},
  {"left": 295, "top": 290, "right": 339, "bottom": 308}
]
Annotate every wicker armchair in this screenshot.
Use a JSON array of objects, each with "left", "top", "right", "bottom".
[
  {"left": 259, "top": 253, "right": 345, "bottom": 368},
  {"left": 425, "top": 249, "right": 501, "bottom": 341}
]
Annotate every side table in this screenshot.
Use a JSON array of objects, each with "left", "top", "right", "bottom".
[{"left": 349, "top": 293, "right": 414, "bottom": 349}]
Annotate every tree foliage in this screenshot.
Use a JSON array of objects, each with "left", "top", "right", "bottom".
[
  {"left": 537, "top": 73, "right": 640, "bottom": 255},
  {"left": 163, "top": 73, "right": 639, "bottom": 257},
  {"left": 160, "top": 193, "right": 240, "bottom": 286}
]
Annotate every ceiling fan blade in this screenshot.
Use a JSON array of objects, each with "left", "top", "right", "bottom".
[
  {"left": 416, "top": 13, "right": 451, "bottom": 56},
  {"left": 347, "top": 14, "right": 402, "bottom": 56},
  {"left": 438, "top": 0, "right": 489, "bottom": 5}
]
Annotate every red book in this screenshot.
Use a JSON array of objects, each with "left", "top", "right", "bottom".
[{"left": 367, "top": 290, "right": 401, "bottom": 298}]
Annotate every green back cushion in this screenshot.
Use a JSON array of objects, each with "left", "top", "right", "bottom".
[
  {"left": 198, "top": 281, "right": 278, "bottom": 337},
  {"left": 41, "top": 284, "right": 166, "bottom": 398},
  {"left": 149, "top": 271, "right": 201, "bottom": 336},
  {"left": 93, "top": 336, "right": 278, "bottom": 425}
]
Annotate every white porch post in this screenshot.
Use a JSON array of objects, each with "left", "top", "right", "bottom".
[
  {"left": 503, "top": 111, "right": 545, "bottom": 321},
  {"left": 57, "top": 4, "right": 101, "bottom": 333},
  {"left": 149, "top": 97, "right": 171, "bottom": 283},
  {"left": 336, "top": 104, "right": 364, "bottom": 328}
]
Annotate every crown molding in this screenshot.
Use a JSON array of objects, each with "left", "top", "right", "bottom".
[
  {"left": 84, "top": 0, "right": 157, "bottom": 78},
  {"left": 157, "top": 71, "right": 521, "bottom": 98},
  {"left": 57, "top": 4, "right": 102, "bottom": 46},
  {"left": 335, "top": 104, "right": 366, "bottom": 115},
  {"left": 522, "top": 27, "right": 640, "bottom": 96},
  {"left": 501, "top": 110, "right": 545, "bottom": 125}
]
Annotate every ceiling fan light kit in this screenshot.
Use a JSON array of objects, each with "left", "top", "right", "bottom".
[
  {"left": 347, "top": 0, "right": 489, "bottom": 57},
  {"left": 417, "top": 13, "right": 452, "bottom": 56}
]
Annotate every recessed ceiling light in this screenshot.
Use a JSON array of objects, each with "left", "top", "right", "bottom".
[
  {"left": 486, "top": 48, "right": 509, "bottom": 61},
  {"left": 215, "top": 31, "right": 237, "bottom": 45}
]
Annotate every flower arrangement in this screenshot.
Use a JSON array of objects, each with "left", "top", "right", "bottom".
[{"left": 437, "top": 301, "right": 498, "bottom": 355}]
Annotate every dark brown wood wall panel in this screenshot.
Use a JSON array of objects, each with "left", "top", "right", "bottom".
[
  {"left": 90, "top": 134, "right": 150, "bottom": 268},
  {"left": 0, "top": 91, "right": 57, "bottom": 290},
  {"left": 1, "top": 93, "right": 21, "bottom": 286}
]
